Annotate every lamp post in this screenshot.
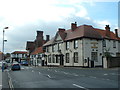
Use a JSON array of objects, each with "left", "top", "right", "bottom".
[{"left": 2, "top": 27, "right": 9, "bottom": 60}]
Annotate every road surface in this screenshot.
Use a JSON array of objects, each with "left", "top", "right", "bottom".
[{"left": 2, "top": 66, "right": 120, "bottom": 89}]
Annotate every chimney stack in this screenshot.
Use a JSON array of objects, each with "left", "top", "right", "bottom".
[
  {"left": 71, "top": 22, "right": 77, "bottom": 31},
  {"left": 36, "top": 31, "right": 44, "bottom": 48},
  {"left": 105, "top": 25, "right": 110, "bottom": 37},
  {"left": 115, "top": 29, "right": 118, "bottom": 37},
  {"left": 46, "top": 35, "right": 50, "bottom": 42},
  {"left": 37, "top": 31, "right": 43, "bottom": 37},
  {"left": 58, "top": 28, "right": 65, "bottom": 32}
]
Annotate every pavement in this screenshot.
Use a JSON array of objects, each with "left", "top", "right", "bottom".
[
  {"left": 0, "top": 70, "right": 2, "bottom": 90},
  {"left": 2, "top": 71, "right": 9, "bottom": 89},
  {"left": 1, "top": 66, "right": 120, "bottom": 89}
]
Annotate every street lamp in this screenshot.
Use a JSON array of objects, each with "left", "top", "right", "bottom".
[{"left": 2, "top": 27, "right": 9, "bottom": 60}]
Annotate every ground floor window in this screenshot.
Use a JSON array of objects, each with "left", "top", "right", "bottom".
[
  {"left": 56, "top": 55, "right": 58, "bottom": 63},
  {"left": 91, "top": 52, "right": 98, "bottom": 62},
  {"left": 116, "top": 53, "right": 120, "bottom": 57},
  {"left": 66, "top": 53, "right": 69, "bottom": 63},
  {"left": 48, "top": 55, "right": 51, "bottom": 63},
  {"left": 56, "top": 55, "right": 60, "bottom": 63},
  {"left": 74, "top": 52, "right": 78, "bottom": 63},
  {"left": 52, "top": 54, "right": 55, "bottom": 63}
]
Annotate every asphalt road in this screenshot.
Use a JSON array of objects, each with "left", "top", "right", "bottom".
[{"left": 2, "top": 66, "right": 120, "bottom": 89}]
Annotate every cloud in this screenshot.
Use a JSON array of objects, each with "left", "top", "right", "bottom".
[
  {"left": 94, "top": 20, "right": 111, "bottom": 29},
  {"left": 0, "top": 0, "right": 118, "bottom": 53}
]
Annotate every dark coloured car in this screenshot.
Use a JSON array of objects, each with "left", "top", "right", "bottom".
[
  {"left": 11, "top": 63, "right": 21, "bottom": 70},
  {"left": 20, "top": 60, "right": 28, "bottom": 66}
]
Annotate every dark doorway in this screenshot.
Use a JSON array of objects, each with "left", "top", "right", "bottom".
[
  {"left": 91, "top": 61, "right": 94, "bottom": 68},
  {"left": 60, "top": 54, "right": 64, "bottom": 66}
]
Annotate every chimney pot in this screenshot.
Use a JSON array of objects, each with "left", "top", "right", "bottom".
[
  {"left": 105, "top": 25, "right": 110, "bottom": 37},
  {"left": 71, "top": 22, "right": 77, "bottom": 31},
  {"left": 46, "top": 35, "right": 50, "bottom": 42},
  {"left": 115, "top": 29, "right": 118, "bottom": 37},
  {"left": 58, "top": 28, "right": 65, "bottom": 32},
  {"left": 37, "top": 31, "right": 43, "bottom": 37}
]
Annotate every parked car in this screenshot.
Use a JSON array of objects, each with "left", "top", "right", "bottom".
[
  {"left": 20, "top": 60, "right": 28, "bottom": 66},
  {"left": 11, "top": 62, "right": 21, "bottom": 70},
  {"left": 0, "top": 61, "right": 8, "bottom": 69}
]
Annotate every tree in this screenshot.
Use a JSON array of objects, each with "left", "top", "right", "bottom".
[{"left": 104, "top": 48, "right": 113, "bottom": 58}]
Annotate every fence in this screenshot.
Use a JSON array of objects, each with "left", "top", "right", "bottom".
[{"left": 103, "top": 57, "right": 120, "bottom": 68}]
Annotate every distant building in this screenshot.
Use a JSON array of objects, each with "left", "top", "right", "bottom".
[
  {"left": 26, "top": 31, "right": 50, "bottom": 66},
  {"left": 43, "top": 22, "right": 120, "bottom": 67},
  {"left": 30, "top": 46, "right": 44, "bottom": 66},
  {"left": 11, "top": 51, "right": 28, "bottom": 62}
]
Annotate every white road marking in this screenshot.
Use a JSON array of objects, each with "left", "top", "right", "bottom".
[
  {"left": 21, "top": 67, "right": 24, "bottom": 70},
  {"left": 32, "top": 70, "right": 34, "bottom": 72},
  {"left": 104, "top": 74, "right": 108, "bottom": 75},
  {"left": 63, "top": 72, "right": 68, "bottom": 74},
  {"left": 110, "top": 73, "right": 120, "bottom": 76},
  {"left": 73, "top": 84, "right": 89, "bottom": 90},
  {"left": 55, "top": 70, "right": 57, "bottom": 72},
  {"left": 47, "top": 75, "right": 51, "bottom": 78},
  {"left": 74, "top": 74, "right": 79, "bottom": 76},
  {"left": 89, "top": 76, "right": 97, "bottom": 78},
  {"left": 7, "top": 72, "right": 14, "bottom": 89},
  {"left": 72, "top": 73, "right": 79, "bottom": 76},
  {"left": 0, "top": 85, "right": 2, "bottom": 86},
  {"left": 26, "top": 67, "right": 29, "bottom": 69},
  {"left": 4, "top": 69, "right": 9, "bottom": 72},
  {"left": 39, "top": 72, "right": 41, "bottom": 74},
  {"left": 106, "top": 79, "right": 110, "bottom": 80},
  {"left": 80, "top": 75, "right": 85, "bottom": 77}
]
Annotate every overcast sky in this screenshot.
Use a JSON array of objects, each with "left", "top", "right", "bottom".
[{"left": 0, "top": 0, "right": 119, "bottom": 53}]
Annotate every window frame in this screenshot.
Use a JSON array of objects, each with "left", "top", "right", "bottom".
[
  {"left": 66, "top": 41, "right": 70, "bottom": 50},
  {"left": 48, "top": 55, "right": 51, "bottom": 63},
  {"left": 113, "top": 40, "right": 116, "bottom": 48},
  {"left": 74, "top": 52, "right": 78, "bottom": 63},
  {"left": 74, "top": 40, "right": 78, "bottom": 49},
  {"left": 103, "top": 40, "right": 106, "bottom": 47},
  {"left": 66, "top": 53, "right": 69, "bottom": 63}
]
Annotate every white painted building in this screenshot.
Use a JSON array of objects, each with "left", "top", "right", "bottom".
[
  {"left": 43, "top": 23, "right": 120, "bottom": 67},
  {"left": 30, "top": 46, "right": 44, "bottom": 66},
  {"left": 11, "top": 51, "right": 28, "bottom": 62}
]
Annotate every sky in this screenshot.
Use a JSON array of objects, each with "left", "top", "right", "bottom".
[{"left": 0, "top": 0, "right": 119, "bottom": 53}]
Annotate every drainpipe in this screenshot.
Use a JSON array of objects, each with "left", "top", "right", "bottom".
[{"left": 82, "top": 39, "right": 84, "bottom": 67}]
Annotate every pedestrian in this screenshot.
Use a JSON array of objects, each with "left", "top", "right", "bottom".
[
  {"left": 45, "top": 61, "right": 47, "bottom": 66},
  {"left": 2, "top": 63, "right": 4, "bottom": 72}
]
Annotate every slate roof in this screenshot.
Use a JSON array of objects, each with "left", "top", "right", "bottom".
[
  {"left": 12, "top": 51, "right": 28, "bottom": 54},
  {"left": 43, "top": 24, "right": 120, "bottom": 46},
  {"left": 31, "top": 46, "right": 43, "bottom": 55}
]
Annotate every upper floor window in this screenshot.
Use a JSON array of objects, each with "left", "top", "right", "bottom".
[
  {"left": 52, "top": 45, "right": 55, "bottom": 52},
  {"left": 113, "top": 40, "right": 116, "bottom": 48},
  {"left": 48, "top": 55, "right": 51, "bottom": 63},
  {"left": 22, "top": 54, "right": 24, "bottom": 58},
  {"left": 103, "top": 40, "right": 106, "bottom": 47},
  {"left": 74, "top": 52, "right": 78, "bottom": 63},
  {"left": 58, "top": 43, "right": 61, "bottom": 50},
  {"left": 46, "top": 47, "right": 49, "bottom": 52},
  {"left": 66, "top": 41, "right": 70, "bottom": 50},
  {"left": 74, "top": 40, "right": 78, "bottom": 49}
]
